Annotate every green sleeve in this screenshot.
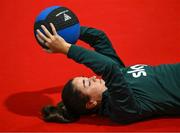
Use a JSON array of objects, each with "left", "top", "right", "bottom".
[
  {"left": 67, "top": 45, "right": 118, "bottom": 79},
  {"left": 67, "top": 45, "right": 140, "bottom": 123},
  {"left": 79, "top": 26, "right": 125, "bottom": 68}
]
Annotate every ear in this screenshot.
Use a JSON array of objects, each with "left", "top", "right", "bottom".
[{"left": 85, "top": 100, "right": 97, "bottom": 110}]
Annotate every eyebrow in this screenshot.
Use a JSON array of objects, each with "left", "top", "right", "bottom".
[{"left": 83, "top": 79, "right": 85, "bottom": 88}]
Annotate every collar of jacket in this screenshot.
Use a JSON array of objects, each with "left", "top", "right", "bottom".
[{"left": 98, "top": 89, "right": 110, "bottom": 116}]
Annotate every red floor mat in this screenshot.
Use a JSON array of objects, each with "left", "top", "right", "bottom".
[{"left": 0, "top": 0, "right": 180, "bottom": 132}]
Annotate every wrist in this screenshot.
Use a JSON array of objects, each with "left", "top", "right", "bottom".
[{"left": 62, "top": 42, "right": 72, "bottom": 55}]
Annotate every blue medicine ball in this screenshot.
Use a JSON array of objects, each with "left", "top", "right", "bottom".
[{"left": 34, "top": 6, "right": 80, "bottom": 49}]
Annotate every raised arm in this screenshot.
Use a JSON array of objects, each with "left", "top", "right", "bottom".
[{"left": 79, "top": 26, "right": 125, "bottom": 68}]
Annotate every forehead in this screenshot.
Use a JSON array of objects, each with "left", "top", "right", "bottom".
[
  {"left": 72, "top": 77, "right": 85, "bottom": 92},
  {"left": 73, "top": 77, "right": 83, "bottom": 81},
  {"left": 72, "top": 77, "right": 83, "bottom": 86}
]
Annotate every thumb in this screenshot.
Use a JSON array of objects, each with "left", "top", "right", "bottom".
[{"left": 43, "top": 49, "right": 53, "bottom": 53}]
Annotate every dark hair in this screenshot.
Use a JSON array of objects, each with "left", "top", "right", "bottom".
[{"left": 41, "top": 79, "right": 95, "bottom": 123}]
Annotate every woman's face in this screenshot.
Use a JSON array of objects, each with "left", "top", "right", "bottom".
[{"left": 72, "top": 76, "right": 107, "bottom": 102}]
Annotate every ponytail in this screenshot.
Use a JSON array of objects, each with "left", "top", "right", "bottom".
[
  {"left": 41, "top": 102, "right": 80, "bottom": 123},
  {"left": 41, "top": 78, "right": 96, "bottom": 123}
]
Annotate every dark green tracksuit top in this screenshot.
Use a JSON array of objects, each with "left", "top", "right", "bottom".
[{"left": 67, "top": 26, "right": 180, "bottom": 124}]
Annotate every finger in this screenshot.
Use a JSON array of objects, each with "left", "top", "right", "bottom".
[
  {"left": 36, "top": 34, "right": 45, "bottom": 44},
  {"left": 41, "top": 25, "right": 53, "bottom": 38},
  {"left": 44, "top": 42, "right": 50, "bottom": 48},
  {"left": 36, "top": 29, "right": 51, "bottom": 42},
  {"left": 50, "top": 23, "right": 57, "bottom": 35}
]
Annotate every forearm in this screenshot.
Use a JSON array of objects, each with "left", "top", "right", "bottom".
[
  {"left": 79, "top": 26, "right": 125, "bottom": 68},
  {"left": 79, "top": 26, "right": 110, "bottom": 48},
  {"left": 67, "top": 44, "right": 117, "bottom": 81}
]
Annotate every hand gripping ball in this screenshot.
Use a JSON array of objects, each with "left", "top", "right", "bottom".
[{"left": 34, "top": 6, "right": 80, "bottom": 49}]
